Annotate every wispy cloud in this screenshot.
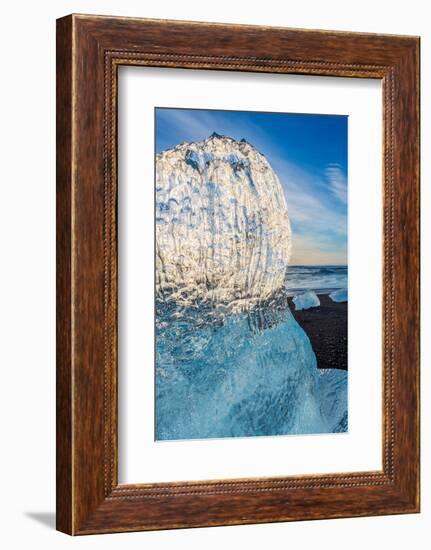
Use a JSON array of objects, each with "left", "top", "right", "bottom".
[
  {"left": 325, "top": 163, "right": 348, "bottom": 204},
  {"left": 156, "top": 108, "right": 254, "bottom": 149},
  {"left": 270, "top": 157, "right": 347, "bottom": 237},
  {"left": 156, "top": 109, "right": 216, "bottom": 144},
  {"left": 290, "top": 234, "right": 347, "bottom": 265},
  {"left": 262, "top": 155, "right": 347, "bottom": 265},
  {"left": 156, "top": 108, "right": 348, "bottom": 265}
]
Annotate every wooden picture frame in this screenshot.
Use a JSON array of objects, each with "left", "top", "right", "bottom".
[{"left": 56, "top": 14, "right": 420, "bottom": 535}]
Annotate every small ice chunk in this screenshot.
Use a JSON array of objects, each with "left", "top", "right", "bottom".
[
  {"left": 329, "top": 289, "right": 348, "bottom": 303},
  {"left": 293, "top": 290, "right": 320, "bottom": 310}
]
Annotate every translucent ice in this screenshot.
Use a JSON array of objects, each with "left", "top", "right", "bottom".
[
  {"left": 156, "top": 300, "right": 346, "bottom": 440},
  {"left": 329, "top": 289, "right": 348, "bottom": 303},
  {"left": 155, "top": 134, "right": 347, "bottom": 440},
  {"left": 292, "top": 290, "right": 320, "bottom": 310},
  {"left": 318, "top": 369, "right": 348, "bottom": 432},
  {"left": 156, "top": 134, "right": 292, "bottom": 314}
]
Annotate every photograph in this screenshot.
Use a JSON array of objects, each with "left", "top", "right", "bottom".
[
  {"left": 0, "top": 2, "right": 421, "bottom": 544},
  {"left": 154, "top": 107, "right": 348, "bottom": 441}
]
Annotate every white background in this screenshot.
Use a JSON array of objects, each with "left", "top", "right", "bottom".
[
  {"left": 118, "top": 67, "right": 382, "bottom": 483},
  {"left": 0, "top": 1, "right": 428, "bottom": 548}
]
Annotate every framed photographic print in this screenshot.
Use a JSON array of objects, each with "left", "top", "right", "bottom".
[{"left": 56, "top": 14, "right": 420, "bottom": 535}]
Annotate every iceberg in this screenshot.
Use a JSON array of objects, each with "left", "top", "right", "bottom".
[
  {"left": 155, "top": 133, "right": 292, "bottom": 314},
  {"left": 319, "top": 369, "right": 348, "bottom": 432},
  {"left": 156, "top": 301, "right": 345, "bottom": 440},
  {"left": 292, "top": 290, "right": 320, "bottom": 310},
  {"left": 329, "top": 289, "right": 348, "bottom": 303},
  {"left": 155, "top": 134, "right": 347, "bottom": 440}
]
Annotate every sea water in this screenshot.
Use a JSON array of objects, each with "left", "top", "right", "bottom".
[{"left": 285, "top": 265, "right": 347, "bottom": 296}]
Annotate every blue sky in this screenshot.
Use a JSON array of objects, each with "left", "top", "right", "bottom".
[{"left": 155, "top": 108, "right": 347, "bottom": 265}]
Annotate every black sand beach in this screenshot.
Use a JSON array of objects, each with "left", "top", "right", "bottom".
[{"left": 288, "top": 294, "right": 347, "bottom": 371}]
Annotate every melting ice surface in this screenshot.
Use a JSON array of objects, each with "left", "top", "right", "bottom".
[
  {"left": 330, "top": 288, "right": 348, "bottom": 303},
  {"left": 293, "top": 290, "right": 320, "bottom": 311},
  {"left": 156, "top": 133, "right": 291, "bottom": 310},
  {"left": 155, "top": 134, "right": 347, "bottom": 440},
  {"left": 156, "top": 297, "right": 347, "bottom": 440}
]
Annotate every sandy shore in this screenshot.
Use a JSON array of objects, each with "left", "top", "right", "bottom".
[{"left": 287, "top": 293, "right": 347, "bottom": 370}]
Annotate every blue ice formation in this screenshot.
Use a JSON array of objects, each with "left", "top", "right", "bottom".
[
  {"left": 155, "top": 133, "right": 291, "bottom": 313},
  {"left": 318, "top": 369, "right": 348, "bottom": 433},
  {"left": 156, "top": 300, "right": 347, "bottom": 440},
  {"left": 329, "top": 289, "right": 348, "bottom": 303},
  {"left": 155, "top": 134, "right": 347, "bottom": 441},
  {"left": 292, "top": 290, "right": 320, "bottom": 310}
]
